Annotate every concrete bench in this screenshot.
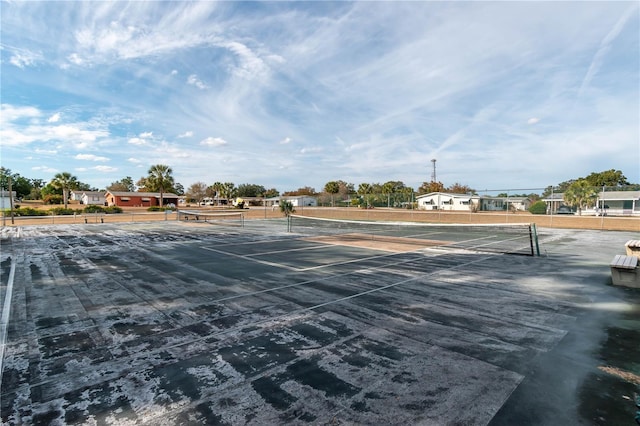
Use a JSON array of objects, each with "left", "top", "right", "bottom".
[
  {"left": 625, "top": 240, "right": 640, "bottom": 258},
  {"left": 610, "top": 255, "right": 640, "bottom": 288}
]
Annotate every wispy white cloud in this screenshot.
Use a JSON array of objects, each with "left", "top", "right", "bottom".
[
  {"left": 187, "top": 74, "right": 208, "bottom": 89},
  {"left": 1, "top": 2, "right": 637, "bottom": 189},
  {"left": 300, "top": 146, "right": 322, "bottom": 154},
  {"left": 48, "top": 113, "right": 61, "bottom": 123},
  {"left": 0, "top": 104, "right": 108, "bottom": 147},
  {"left": 9, "top": 49, "right": 41, "bottom": 68},
  {"left": 75, "top": 154, "right": 109, "bottom": 162},
  {"left": 32, "top": 165, "right": 57, "bottom": 173},
  {"left": 200, "top": 137, "right": 227, "bottom": 147},
  {"left": 223, "top": 41, "right": 269, "bottom": 80},
  {"left": 128, "top": 137, "right": 147, "bottom": 146},
  {"left": 94, "top": 165, "right": 117, "bottom": 172},
  {"left": 578, "top": 4, "right": 638, "bottom": 97},
  {"left": 128, "top": 132, "right": 154, "bottom": 146}
]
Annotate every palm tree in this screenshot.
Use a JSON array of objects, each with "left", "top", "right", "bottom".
[
  {"left": 357, "top": 183, "right": 373, "bottom": 208},
  {"left": 324, "top": 181, "right": 340, "bottom": 207},
  {"left": 280, "top": 200, "right": 295, "bottom": 232},
  {"left": 280, "top": 200, "right": 295, "bottom": 216},
  {"left": 382, "top": 182, "right": 395, "bottom": 208},
  {"left": 51, "top": 172, "right": 79, "bottom": 209},
  {"left": 564, "top": 179, "right": 598, "bottom": 215},
  {"left": 211, "top": 182, "right": 223, "bottom": 205},
  {"left": 220, "top": 182, "right": 236, "bottom": 203},
  {"left": 146, "top": 164, "right": 174, "bottom": 207}
]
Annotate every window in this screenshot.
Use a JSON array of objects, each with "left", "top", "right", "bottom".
[{"left": 120, "top": 197, "right": 130, "bottom": 201}]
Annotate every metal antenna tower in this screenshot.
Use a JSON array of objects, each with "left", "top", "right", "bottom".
[{"left": 431, "top": 159, "right": 437, "bottom": 182}]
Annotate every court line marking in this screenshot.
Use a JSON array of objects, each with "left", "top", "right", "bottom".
[
  {"left": 201, "top": 245, "right": 300, "bottom": 271},
  {"left": 0, "top": 252, "right": 17, "bottom": 396},
  {"left": 201, "top": 231, "right": 532, "bottom": 273},
  {"left": 201, "top": 242, "right": 432, "bottom": 273},
  {"left": 196, "top": 248, "right": 471, "bottom": 307}
]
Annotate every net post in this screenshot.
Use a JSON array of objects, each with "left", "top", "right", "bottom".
[{"left": 531, "top": 223, "right": 540, "bottom": 256}]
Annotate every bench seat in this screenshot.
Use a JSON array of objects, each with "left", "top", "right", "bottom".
[
  {"left": 625, "top": 240, "right": 640, "bottom": 258},
  {"left": 610, "top": 255, "right": 640, "bottom": 288},
  {"left": 611, "top": 254, "right": 638, "bottom": 269}
]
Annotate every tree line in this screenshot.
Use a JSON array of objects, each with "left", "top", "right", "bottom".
[{"left": 1, "top": 166, "right": 635, "bottom": 209}]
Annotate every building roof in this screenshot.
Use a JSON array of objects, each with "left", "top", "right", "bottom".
[
  {"left": 481, "top": 196, "right": 530, "bottom": 202},
  {"left": 542, "top": 193, "right": 564, "bottom": 201},
  {"left": 106, "top": 191, "right": 179, "bottom": 198},
  {"left": 599, "top": 190, "right": 640, "bottom": 201},
  {"left": 416, "top": 192, "right": 479, "bottom": 200},
  {"left": 544, "top": 191, "right": 640, "bottom": 201}
]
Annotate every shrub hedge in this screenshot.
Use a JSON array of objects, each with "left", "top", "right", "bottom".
[{"left": 528, "top": 201, "right": 547, "bottom": 215}]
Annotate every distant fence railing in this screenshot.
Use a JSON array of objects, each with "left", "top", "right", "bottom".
[{"left": 0, "top": 210, "right": 179, "bottom": 226}]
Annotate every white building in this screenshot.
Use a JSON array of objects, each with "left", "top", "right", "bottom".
[
  {"left": 544, "top": 191, "right": 640, "bottom": 216},
  {"left": 589, "top": 190, "right": 640, "bottom": 216},
  {"left": 480, "top": 196, "right": 531, "bottom": 212},
  {"left": 416, "top": 192, "right": 480, "bottom": 211},
  {"left": 270, "top": 196, "right": 318, "bottom": 208},
  {"left": 80, "top": 191, "right": 106, "bottom": 206},
  {"left": 0, "top": 190, "right": 17, "bottom": 209}
]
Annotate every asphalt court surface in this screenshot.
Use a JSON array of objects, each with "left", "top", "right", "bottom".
[{"left": 1, "top": 219, "right": 639, "bottom": 425}]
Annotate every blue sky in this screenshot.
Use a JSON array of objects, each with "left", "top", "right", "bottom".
[{"left": 1, "top": 1, "right": 638, "bottom": 193}]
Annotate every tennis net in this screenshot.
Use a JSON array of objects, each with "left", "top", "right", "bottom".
[
  {"left": 288, "top": 215, "right": 539, "bottom": 256},
  {"left": 178, "top": 210, "right": 244, "bottom": 227}
]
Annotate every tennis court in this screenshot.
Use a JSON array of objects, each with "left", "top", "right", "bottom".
[{"left": 1, "top": 218, "right": 639, "bottom": 425}]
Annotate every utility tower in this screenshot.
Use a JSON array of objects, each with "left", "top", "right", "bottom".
[{"left": 431, "top": 159, "right": 437, "bottom": 182}]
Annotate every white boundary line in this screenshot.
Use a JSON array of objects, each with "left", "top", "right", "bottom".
[
  {"left": 0, "top": 255, "right": 17, "bottom": 394},
  {"left": 201, "top": 241, "right": 431, "bottom": 273}
]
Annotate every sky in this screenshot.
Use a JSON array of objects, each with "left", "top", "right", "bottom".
[{"left": 1, "top": 1, "right": 639, "bottom": 194}]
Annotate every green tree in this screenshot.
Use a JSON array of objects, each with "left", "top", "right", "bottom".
[
  {"left": 324, "top": 181, "right": 340, "bottom": 207},
  {"left": 283, "top": 186, "right": 317, "bottom": 196},
  {"left": 0, "top": 168, "right": 33, "bottom": 199},
  {"left": 107, "top": 176, "right": 136, "bottom": 192},
  {"left": 146, "top": 164, "right": 174, "bottom": 207},
  {"left": 174, "top": 182, "right": 185, "bottom": 196},
  {"left": 528, "top": 201, "right": 547, "bottom": 215},
  {"left": 210, "top": 182, "right": 223, "bottom": 204},
  {"left": 563, "top": 179, "right": 598, "bottom": 216},
  {"left": 417, "top": 181, "right": 445, "bottom": 195},
  {"left": 237, "top": 183, "right": 267, "bottom": 198},
  {"left": 542, "top": 179, "right": 576, "bottom": 197},
  {"left": 264, "top": 188, "right": 280, "bottom": 198},
  {"left": 447, "top": 182, "right": 475, "bottom": 194},
  {"left": 219, "top": 182, "right": 237, "bottom": 200},
  {"left": 280, "top": 200, "right": 295, "bottom": 216},
  {"left": 280, "top": 200, "right": 296, "bottom": 232},
  {"left": 51, "top": 172, "right": 79, "bottom": 209},
  {"left": 28, "top": 179, "right": 45, "bottom": 200},
  {"left": 584, "top": 169, "right": 630, "bottom": 188},
  {"left": 357, "top": 183, "right": 373, "bottom": 208}
]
